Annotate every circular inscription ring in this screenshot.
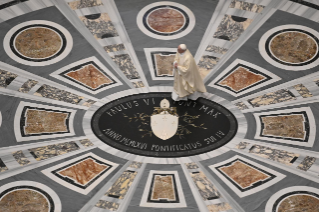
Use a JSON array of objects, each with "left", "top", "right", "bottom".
[{"left": 91, "top": 93, "right": 238, "bottom": 158}]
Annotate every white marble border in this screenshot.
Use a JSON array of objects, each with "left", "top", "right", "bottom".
[
  {"left": 136, "top": 1, "right": 195, "bottom": 40},
  {"left": 0, "top": 181, "right": 62, "bottom": 211},
  {"left": 208, "top": 59, "right": 281, "bottom": 97},
  {"left": 209, "top": 155, "right": 286, "bottom": 198},
  {"left": 139, "top": 170, "right": 187, "bottom": 208},
  {"left": 265, "top": 186, "right": 319, "bottom": 212},
  {"left": 144, "top": 48, "right": 176, "bottom": 81},
  {"left": 50, "top": 56, "right": 123, "bottom": 94},
  {"left": 0, "top": 111, "right": 2, "bottom": 128},
  {"left": 253, "top": 107, "right": 316, "bottom": 147},
  {"left": 14, "top": 101, "right": 76, "bottom": 142},
  {"left": 41, "top": 152, "right": 118, "bottom": 195},
  {"left": 259, "top": 24, "right": 319, "bottom": 71}
]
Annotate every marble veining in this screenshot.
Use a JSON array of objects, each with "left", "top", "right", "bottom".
[
  {"left": 79, "top": 139, "right": 94, "bottom": 147},
  {"left": 151, "top": 174, "right": 176, "bottom": 201},
  {"left": 129, "top": 161, "right": 142, "bottom": 169},
  {"left": 12, "top": 150, "right": 31, "bottom": 166},
  {"left": 132, "top": 81, "right": 145, "bottom": 88},
  {"left": 0, "top": 189, "right": 49, "bottom": 212},
  {"left": 80, "top": 13, "right": 119, "bottom": 39},
  {"left": 0, "top": 158, "right": 8, "bottom": 172},
  {"left": 207, "top": 202, "right": 232, "bottom": 212},
  {"left": 205, "top": 45, "right": 228, "bottom": 54},
  {"left": 68, "top": 0, "right": 102, "bottom": 10},
  {"left": 104, "top": 44, "right": 125, "bottom": 53},
  {"left": 190, "top": 171, "right": 220, "bottom": 200},
  {"left": 185, "top": 162, "right": 199, "bottom": 169},
  {"left": 235, "top": 141, "right": 250, "bottom": 149},
  {"left": 82, "top": 99, "right": 96, "bottom": 107},
  {"left": 111, "top": 54, "right": 140, "bottom": 80},
  {"left": 18, "top": 79, "right": 38, "bottom": 93},
  {"left": 95, "top": 200, "right": 119, "bottom": 211},
  {"left": 105, "top": 170, "right": 137, "bottom": 199},
  {"left": 34, "top": 84, "right": 84, "bottom": 104},
  {"left": 297, "top": 156, "right": 316, "bottom": 171},
  {"left": 0, "top": 69, "right": 18, "bottom": 88},
  {"left": 249, "top": 145, "right": 299, "bottom": 165},
  {"left": 234, "top": 102, "right": 249, "bottom": 110},
  {"left": 229, "top": 0, "right": 265, "bottom": 13},
  {"left": 28, "top": 141, "right": 80, "bottom": 161},
  {"left": 293, "top": 84, "right": 313, "bottom": 98},
  {"left": 198, "top": 56, "right": 220, "bottom": 78},
  {"left": 213, "top": 15, "right": 253, "bottom": 42},
  {"left": 277, "top": 194, "right": 319, "bottom": 211},
  {"left": 154, "top": 53, "right": 175, "bottom": 76},
  {"left": 248, "top": 89, "right": 296, "bottom": 107}
]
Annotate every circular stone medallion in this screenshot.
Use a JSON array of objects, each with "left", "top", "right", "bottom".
[{"left": 91, "top": 93, "right": 238, "bottom": 157}]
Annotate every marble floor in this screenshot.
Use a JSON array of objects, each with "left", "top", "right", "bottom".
[{"left": 0, "top": 0, "right": 319, "bottom": 211}]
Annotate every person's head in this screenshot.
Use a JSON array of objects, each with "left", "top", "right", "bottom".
[{"left": 177, "top": 44, "right": 187, "bottom": 54}]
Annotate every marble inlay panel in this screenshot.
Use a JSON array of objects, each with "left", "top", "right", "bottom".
[
  {"left": 68, "top": 0, "right": 102, "bottom": 10},
  {"left": 0, "top": 158, "right": 8, "bottom": 173},
  {"left": 297, "top": 156, "right": 316, "bottom": 171},
  {"left": 79, "top": 13, "right": 119, "bottom": 39},
  {"left": 205, "top": 45, "right": 228, "bottom": 54},
  {"left": 34, "top": 84, "right": 83, "bottom": 104},
  {"left": 234, "top": 102, "right": 249, "bottom": 110},
  {"left": 198, "top": 56, "right": 220, "bottom": 78},
  {"left": 95, "top": 200, "right": 119, "bottom": 211},
  {"left": 235, "top": 141, "right": 250, "bottom": 149},
  {"left": 248, "top": 89, "right": 296, "bottom": 107},
  {"left": 82, "top": 99, "right": 96, "bottom": 107},
  {"left": 105, "top": 170, "right": 137, "bottom": 199},
  {"left": 213, "top": 15, "right": 253, "bottom": 42},
  {"left": 79, "top": 139, "right": 94, "bottom": 147},
  {"left": 151, "top": 174, "right": 177, "bottom": 202},
  {"left": 111, "top": 54, "right": 140, "bottom": 80},
  {"left": 293, "top": 84, "right": 313, "bottom": 98},
  {"left": 278, "top": 194, "right": 319, "bottom": 211},
  {"left": 132, "top": 81, "right": 145, "bottom": 88},
  {"left": 154, "top": 53, "right": 175, "bottom": 77},
  {"left": 129, "top": 161, "right": 142, "bottom": 169},
  {"left": 12, "top": 150, "right": 31, "bottom": 166},
  {"left": 229, "top": 0, "right": 265, "bottom": 13},
  {"left": 185, "top": 162, "right": 199, "bottom": 169},
  {"left": 207, "top": 202, "right": 232, "bottom": 212},
  {"left": 0, "top": 69, "right": 18, "bottom": 88},
  {"left": 18, "top": 79, "right": 38, "bottom": 93},
  {"left": 249, "top": 145, "right": 299, "bottom": 165},
  {"left": 190, "top": 171, "right": 219, "bottom": 200},
  {"left": 29, "top": 141, "right": 80, "bottom": 161},
  {"left": 104, "top": 44, "right": 125, "bottom": 53}
]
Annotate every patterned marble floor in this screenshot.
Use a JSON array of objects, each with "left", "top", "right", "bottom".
[{"left": 0, "top": 0, "right": 319, "bottom": 212}]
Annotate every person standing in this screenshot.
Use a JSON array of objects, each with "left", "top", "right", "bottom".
[{"left": 172, "top": 44, "right": 207, "bottom": 101}]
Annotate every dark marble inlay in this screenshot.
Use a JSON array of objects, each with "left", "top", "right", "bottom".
[
  {"left": 293, "top": 84, "right": 313, "bottom": 98},
  {"left": 18, "top": 79, "right": 38, "bottom": 93},
  {"left": 248, "top": 89, "right": 296, "bottom": 107},
  {"left": 205, "top": 45, "right": 228, "bottom": 54},
  {"left": 105, "top": 170, "right": 137, "bottom": 199},
  {"left": 95, "top": 200, "right": 119, "bottom": 211},
  {"left": 0, "top": 0, "right": 28, "bottom": 10},
  {"left": 0, "top": 69, "right": 18, "bottom": 88},
  {"left": 297, "top": 156, "right": 316, "bottom": 171},
  {"left": 68, "top": 0, "right": 102, "bottom": 10},
  {"left": 234, "top": 102, "right": 249, "bottom": 110},
  {"left": 229, "top": 0, "right": 264, "bottom": 13},
  {"left": 104, "top": 44, "right": 125, "bottom": 53},
  {"left": 198, "top": 56, "right": 220, "bottom": 78},
  {"left": 190, "top": 171, "right": 220, "bottom": 200},
  {"left": 12, "top": 150, "right": 31, "bottom": 166},
  {"left": 0, "top": 158, "right": 8, "bottom": 173},
  {"left": 111, "top": 54, "right": 140, "bottom": 80}
]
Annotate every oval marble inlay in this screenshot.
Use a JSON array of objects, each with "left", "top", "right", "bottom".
[
  {"left": 91, "top": 93, "right": 238, "bottom": 157},
  {"left": 270, "top": 31, "right": 318, "bottom": 64},
  {"left": 147, "top": 8, "right": 185, "bottom": 33},
  {"left": 14, "top": 27, "right": 62, "bottom": 59},
  {"left": 277, "top": 194, "right": 319, "bottom": 211}
]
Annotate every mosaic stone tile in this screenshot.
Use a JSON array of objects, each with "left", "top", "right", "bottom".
[
  {"left": 111, "top": 54, "right": 140, "bottom": 80},
  {"left": 28, "top": 141, "right": 80, "bottom": 161},
  {"left": 235, "top": 141, "right": 250, "bottom": 149},
  {"left": 79, "top": 13, "right": 119, "bottom": 39},
  {"left": 129, "top": 161, "right": 142, "bottom": 169},
  {"left": 132, "top": 81, "right": 145, "bottom": 88},
  {"left": 0, "top": 189, "right": 49, "bottom": 212},
  {"left": 18, "top": 79, "right": 38, "bottom": 93},
  {"left": 213, "top": 15, "right": 253, "bottom": 42},
  {"left": 205, "top": 45, "right": 228, "bottom": 54},
  {"left": 293, "top": 84, "right": 313, "bottom": 98},
  {"left": 261, "top": 114, "right": 306, "bottom": 140},
  {"left": 104, "top": 44, "right": 126, "bottom": 53},
  {"left": 12, "top": 150, "right": 31, "bottom": 166},
  {"left": 105, "top": 170, "right": 137, "bottom": 199},
  {"left": 198, "top": 56, "right": 220, "bottom": 78},
  {"left": 278, "top": 194, "right": 319, "bottom": 211},
  {"left": 150, "top": 174, "right": 176, "bottom": 201},
  {"left": 297, "top": 156, "right": 316, "bottom": 171},
  {"left": 34, "top": 84, "right": 84, "bottom": 104},
  {"left": 79, "top": 139, "right": 94, "bottom": 147},
  {"left": 0, "top": 158, "right": 8, "bottom": 173},
  {"left": 0, "top": 69, "right": 18, "bottom": 88},
  {"left": 154, "top": 53, "right": 175, "bottom": 76},
  {"left": 185, "top": 162, "right": 199, "bottom": 169},
  {"left": 249, "top": 145, "right": 299, "bottom": 166},
  {"left": 234, "top": 102, "right": 249, "bottom": 110},
  {"left": 248, "top": 89, "right": 296, "bottom": 107},
  {"left": 68, "top": 0, "right": 102, "bottom": 10},
  {"left": 207, "top": 202, "right": 232, "bottom": 212},
  {"left": 229, "top": 0, "right": 265, "bottom": 13},
  {"left": 23, "top": 108, "right": 69, "bottom": 135},
  {"left": 190, "top": 171, "right": 220, "bottom": 200},
  {"left": 95, "top": 200, "right": 119, "bottom": 211}
]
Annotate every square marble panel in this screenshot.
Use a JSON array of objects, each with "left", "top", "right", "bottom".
[
  {"left": 105, "top": 170, "right": 137, "bottom": 199},
  {"left": 229, "top": 0, "right": 265, "bottom": 13},
  {"left": 42, "top": 152, "right": 118, "bottom": 195},
  {"left": 68, "top": 0, "right": 103, "bottom": 10}
]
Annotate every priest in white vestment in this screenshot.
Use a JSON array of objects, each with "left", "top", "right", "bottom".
[{"left": 172, "top": 44, "right": 207, "bottom": 101}]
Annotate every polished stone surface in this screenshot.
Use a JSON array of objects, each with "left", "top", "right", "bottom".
[
  {"left": 229, "top": 0, "right": 264, "bottom": 13},
  {"left": 104, "top": 44, "right": 126, "bottom": 53},
  {"left": 105, "top": 170, "right": 137, "bottom": 199},
  {"left": 190, "top": 171, "right": 220, "bottom": 200},
  {"left": 0, "top": 69, "right": 18, "bottom": 88},
  {"left": 205, "top": 45, "right": 228, "bottom": 54},
  {"left": 95, "top": 200, "right": 119, "bottom": 211},
  {"left": 18, "top": 79, "right": 38, "bottom": 93},
  {"left": 154, "top": 53, "right": 175, "bottom": 76},
  {"left": 79, "top": 139, "right": 94, "bottom": 147},
  {"left": 293, "top": 84, "right": 313, "bottom": 98},
  {"left": 68, "top": 0, "right": 103, "bottom": 10},
  {"left": 132, "top": 81, "right": 145, "bottom": 88},
  {"left": 207, "top": 202, "right": 232, "bottom": 212},
  {"left": 248, "top": 89, "right": 296, "bottom": 107},
  {"left": 277, "top": 194, "right": 319, "bottom": 211},
  {"left": 234, "top": 102, "right": 249, "bottom": 110},
  {"left": 12, "top": 150, "right": 31, "bottom": 166},
  {"left": 185, "top": 162, "right": 199, "bottom": 170},
  {"left": 297, "top": 156, "right": 316, "bottom": 171},
  {"left": 235, "top": 141, "right": 250, "bottom": 149},
  {"left": 111, "top": 54, "right": 140, "bottom": 80},
  {"left": 198, "top": 56, "right": 220, "bottom": 78},
  {"left": 129, "top": 161, "right": 142, "bottom": 169},
  {"left": 151, "top": 174, "right": 176, "bottom": 201}
]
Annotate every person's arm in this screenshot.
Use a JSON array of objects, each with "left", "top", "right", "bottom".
[{"left": 177, "top": 58, "right": 190, "bottom": 76}]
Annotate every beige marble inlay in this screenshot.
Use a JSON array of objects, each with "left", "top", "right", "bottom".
[
  {"left": 155, "top": 53, "right": 175, "bottom": 76},
  {"left": 278, "top": 194, "right": 319, "bottom": 212},
  {"left": 207, "top": 202, "right": 232, "bottom": 212},
  {"left": 151, "top": 175, "right": 176, "bottom": 201},
  {"left": 148, "top": 8, "right": 185, "bottom": 33},
  {"left": 105, "top": 170, "right": 137, "bottom": 199}
]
